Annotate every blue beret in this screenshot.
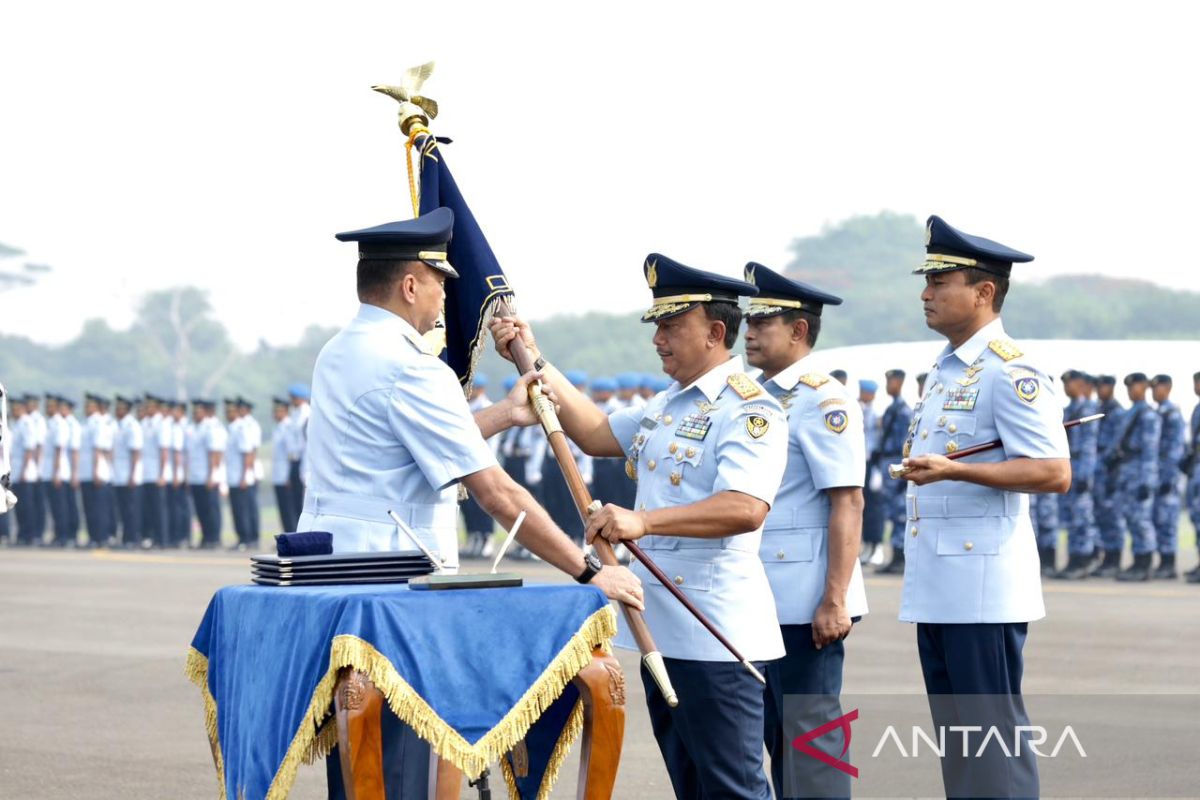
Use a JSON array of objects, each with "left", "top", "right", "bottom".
[
  {"left": 335, "top": 207, "right": 458, "bottom": 278},
  {"left": 859, "top": 379, "right": 878, "bottom": 392},
  {"left": 502, "top": 375, "right": 518, "bottom": 391},
  {"left": 653, "top": 377, "right": 672, "bottom": 392},
  {"left": 288, "top": 383, "right": 310, "bottom": 399},
  {"left": 592, "top": 377, "right": 617, "bottom": 393},
  {"left": 916, "top": 215, "right": 1033, "bottom": 277},
  {"left": 616, "top": 372, "right": 641, "bottom": 390},
  {"left": 473, "top": 373, "right": 489, "bottom": 388},
  {"left": 639, "top": 373, "right": 657, "bottom": 389},
  {"left": 564, "top": 370, "right": 589, "bottom": 387},
  {"left": 641, "top": 253, "right": 758, "bottom": 323},
  {"left": 743, "top": 262, "right": 842, "bottom": 318}
]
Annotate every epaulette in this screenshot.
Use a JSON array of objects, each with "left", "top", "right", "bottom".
[
  {"left": 797, "top": 373, "right": 830, "bottom": 389},
  {"left": 726, "top": 372, "right": 762, "bottom": 400},
  {"left": 402, "top": 331, "right": 434, "bottom": 356},
  {"left": 988, "top": 339, "right": 1023, "bottom": 362}
]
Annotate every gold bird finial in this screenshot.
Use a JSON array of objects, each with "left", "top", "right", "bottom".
[{"left": 372, "top": 61, "right": 439, "bottom": 135}]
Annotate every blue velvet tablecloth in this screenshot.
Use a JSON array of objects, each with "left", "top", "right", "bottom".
[{"left": 186, "top": 582, "right": 616, "bottom": 800}]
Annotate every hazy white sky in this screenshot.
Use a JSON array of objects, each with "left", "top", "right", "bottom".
[{"left": 2, "top": 1, "right": 1198, "bottom": 348}]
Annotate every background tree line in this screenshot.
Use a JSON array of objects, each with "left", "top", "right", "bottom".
[{"left": 4, "top": 212, "right": 1200, "bottom": 405}]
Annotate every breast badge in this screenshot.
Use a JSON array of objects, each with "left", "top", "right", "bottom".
[
  {"left": 824, "top": 410, "right": 848, "bottom": 434},
  {"left": 745, "top": 414, "right": 770, "bottom": 439}
]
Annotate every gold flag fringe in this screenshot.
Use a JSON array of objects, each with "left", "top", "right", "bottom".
[
  {"left": 498, "top": 698, "right": 585, "bottom": 800},
  {"left": 186, "top": 605, "right": 616, "bottom": 800}
]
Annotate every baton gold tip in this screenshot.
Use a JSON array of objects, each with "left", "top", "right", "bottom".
[
  {"left": 888, "top": 463, "right": 910, "bottom": 479},
  {"left": 642, "top": 651, "right": 679, "bottom": 707}
]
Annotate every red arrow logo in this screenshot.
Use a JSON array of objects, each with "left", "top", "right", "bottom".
[{"left": 790, "top": 708, "right": 859, "bottom": 778}]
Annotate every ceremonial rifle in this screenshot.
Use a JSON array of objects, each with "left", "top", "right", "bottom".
[{"left": 888, "top": 413, "right": 1104, "bottom": 479}]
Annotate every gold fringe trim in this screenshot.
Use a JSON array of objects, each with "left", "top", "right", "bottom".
[
  {"left": 185, "top": 647, "right": 227, "bottom": 800},
  {"left": 498, "top": 698, "right": 586, "bottom": 800},
  {"left": 187, "top": 606, "right": 616, "bottom": 799}
]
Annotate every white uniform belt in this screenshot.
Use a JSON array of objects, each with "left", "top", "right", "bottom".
[
  {"left": 763, "top": 507, "right": 830, "bottom": 528},
  {"left": 302, "top": 491, "right": 457, "bottom": 529},
  {"left": 906, "top": 493, "right": 1022, "bottom": 520}
]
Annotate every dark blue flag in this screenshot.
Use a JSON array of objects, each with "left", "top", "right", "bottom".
[{"left": 417, "top": 136, "right": 514, "bottom": 390}]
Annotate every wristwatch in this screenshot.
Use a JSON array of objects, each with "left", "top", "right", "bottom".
[
  {"left": 533, "top": 355, "right": 547, "bottom": 372},
  {"left": 574, "top": 551, "right": 603, "bottom": 584}
]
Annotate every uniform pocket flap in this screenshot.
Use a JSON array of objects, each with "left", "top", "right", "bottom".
[
  {"left": 936, "top": 528, "right": 1000, "bottom": 556},
  {"left": 649, "top": 554, "right": 716, "bottom": 591},
  {"left": 761, "top": 529, "right": 816, "bottom": 563}
]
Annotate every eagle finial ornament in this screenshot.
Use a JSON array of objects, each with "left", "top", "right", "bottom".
[{"left": 372, "top": 61, "right": 440, "bottom": 136}]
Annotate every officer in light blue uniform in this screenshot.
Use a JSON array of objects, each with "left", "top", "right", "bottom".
[
  {"left": 1112, "top": 373, "right": 1162, "bottom": 581},
  {"left": 494, "top": 253, "right": 788, "bottom": 800},
  {"left": 1091, "top": 375, "right": 1127, "bottom": 576},
  {"left": 306, "top": 209, "right": 643, "bottom": 800},
  {"left": 269, "top": 397, "right": 298, "bottom": 533},
  {"left": 1150, "top": 375, "right": 1185, "bottom": 578},
  {"left": 1185, "top": 371, "right": 1200, "bottom": 583},
  {"left": 1055, "top": 370, "right": 1100, "bottom": 579},
  {"left": 741, "top": 262, "right": 868, "bottom": 799},
  {"left": 859, "top": 379, "right": 886, "bottom": 570},
  {"left": 112, "top": 395, "right": 144, "bottom": 547},
  {"left": 875, "top": 369, "right": 911, "bottom": 571},
  {"left": 895, "top": 216, "right": 1070, "bottom": 798},
  {"left": 1030, "top": 490, "right": 1060, "bottom": 574}
]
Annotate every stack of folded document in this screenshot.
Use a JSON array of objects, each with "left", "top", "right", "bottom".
[{"left": 252, "top": 537, "right": 436, "bottom": 586}]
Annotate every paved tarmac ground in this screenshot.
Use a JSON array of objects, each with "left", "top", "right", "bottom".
[{"left": 1, "top": 545, "right": 1198, "bottom": 800}]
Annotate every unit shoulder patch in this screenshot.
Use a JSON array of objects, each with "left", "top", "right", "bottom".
[
  {"left": 797, "top": 373, "right": 830, "bottom": 389},
  {"left": 726, "top": 372, "right": 763, "bottom": 399},
  {"left": 824, "top": 409, "right": 849, "bottom": 434},
  {"left": 988, "top": 338, "right": 1024, "bottom": 362}
]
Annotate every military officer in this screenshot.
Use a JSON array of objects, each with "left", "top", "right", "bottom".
[
  {"left": 1055, "top": 370, "right": 1100, "bottom": 579},
  {"left": 269, "top": 397, "right": 298, "bottom": 533},
  {"left": 23, "top": 394, "right": 47, "bottom": 542},
  {"left": 1112, "top": 373, "right": 1162, "bottom": 581},
  {"left": 167, "top": 401, "right": 191, "bottom": 546},
  {"left": 741, "top": 262, "right": 868, "bottom": 799},
  {"left": 78, "top": 394, "right": 112, "bottom": 546},
  {"left": 111, "top": 395, "right": 143, "bottom": 547},
  {"left": 1091, "top": 375, "right": 1127, "bottom": 576},
  {"left": 858, "top": 379, "right": 886, "bottom": 568},
  {"left": 494, "top": 252, "right": 787, "bottom": 800},
  {"left": 302, "top": 208, "right": 642, "bottom": 798},
  {"left": 1185, "top": 372, "right": 1200, "bottom": 583},
  {"left": 286, "top": 383, "right": 309, "bottom": 515},
  {"left": 224, "top": 397, "right": 249, "bottom": 547},
  {"left": 231, "top": 397, "right": 261, "bottom": 549},
  {"left": 58, "top": 396, "right": 82, "bottom": 545},
  {"left": 7, "top": 397, "right": 30, "bottom": 543},
  {"left": 185, "top": 400, "right": 221, "bottom": 547},
  {"left": 1150, "top": 375, "right": 1185, "bottom": 579},
  {"left": 140, "top": 394, "right": 172, "bottom": 548},
  {"left": 41, "top": 394, "right": 66, "bottom": 545},
  {"left": 875, "top": 369, "right": 911, "bottom": 572},
  {"left": 894, "top": 216, "right": 1070, "bottom": 798},
  {"left": 1030, "top": 491, "right": 1061, "bottom": 575}
]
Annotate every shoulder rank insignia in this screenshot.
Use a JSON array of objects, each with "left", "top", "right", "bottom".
[
  {"left": 797, "top": 373, "right": 829, "bottom": 389},
  {"left": 403, "top": 331, "right": 434, "bottom": 356},
  {"left": 727, "top": 373, "right": 762, "bottom": 400},
  {"left": 824, "top": 409, "right": 849, "bottom": 434},
  {"left": 988, "top": 338, "right": 1024, "bottom": 362},
  {"left": 745, "top": 414, "right": 770, "bottom": 439}
]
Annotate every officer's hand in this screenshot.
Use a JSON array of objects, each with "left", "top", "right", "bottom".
[
  {"left": 590, "top": 565, "right": 645, "bottom": 611},
  {"left": 490, "top": 316, "right": 541, "bottom": 364},
  {"left": 1136, "top": 484, "right": 1151, "bottom": 502},
  {"left": 506, "top": 371, "right": 559, "bottom": 427},
  {"left": 585, "top": 503, "right": 647, "bottom": 546},
  {"left": 899, "top": 454, "right": 959, "bottom": 486},
  {"left": 812, "top": 598, "right": 852, "bottom": 650}
]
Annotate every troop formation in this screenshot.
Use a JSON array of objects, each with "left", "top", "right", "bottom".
[{"left": 0, "top": 387, "right": 312, "bottom": 550}]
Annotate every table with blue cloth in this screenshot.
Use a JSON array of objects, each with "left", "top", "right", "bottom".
[{"left": 186, "top": 582, "right": 625, "bottom": 800}]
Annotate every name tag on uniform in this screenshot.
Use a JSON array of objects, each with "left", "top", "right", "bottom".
[
  {"left": 943, "top": 386, "right": 980, "bottom": 412},
  {"left": 676, "top": 414, "right": 712, "bottom": 441},
  {"left": 639, "top": 417, "right": 658, "bottom": 430}
]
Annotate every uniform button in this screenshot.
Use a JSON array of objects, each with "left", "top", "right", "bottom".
[
  {"left": 946, "top": 441, "right": 958, "bottom": 454},
  {"left": 675, "top": 451, "right": 684, "bottom": 462},
  {"left": 673, "top": 575, "right": 685, "bottom": 586},
  {"left": 668, "top": 442, "right": 678, "bottom": 454},
  {"left": 648, "top": 459, "right": 657, "bottom": 470},
  {"left": 663, "top": 415, "right": 673, "bottom": 425},
  {"left": 686, "top": 447, "right": 696, "bottom": 458},
  {"left": 670, "top": 472, "right": 682, "bottom": 486},
  {"left": 948, "top": 423, "right": 958, "bottom": 433},
  {"left": 963, "top": 541, "right": 974, "bottom": 551},
  {"left": 911, "top": 526, "right": 918, "bottom": 537},
  {"left": 776, "top": 550, "right": 786, "bottom": 559},
  {"left": 921, "top": 430, "right": 929, "bottom": 439}
]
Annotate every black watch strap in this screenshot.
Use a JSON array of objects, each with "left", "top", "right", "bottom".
[
  {"left": 533, "top": 355, "right": 547, "bottom": 371},
  {"left": 574, "top": 552, "right": 602, "bottom": 584}
]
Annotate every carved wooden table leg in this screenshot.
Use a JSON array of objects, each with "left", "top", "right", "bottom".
[
  {"left": 335, "top": 668, "right": 386, "bottom": 800},
  {"left": 571, "top": 646, "right": 626, "bottom": 800}
]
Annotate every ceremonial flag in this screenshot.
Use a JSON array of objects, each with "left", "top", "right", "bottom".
[{"left": 417, "top": 136, "right": 514, "bottom": 389}]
